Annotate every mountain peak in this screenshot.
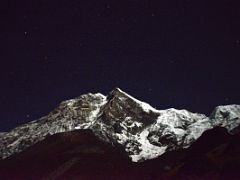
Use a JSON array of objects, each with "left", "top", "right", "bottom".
[
  {"left": 108, "top": 88, "right": 159, "bottom": 114},
  {"left": 111, "top": 87, "right": 124, "bottom": 93},
  {"left": 0, "top": 90, "right": 239, "bottom": 162},
  {"left": 108, "top": 87, "right": 125, "bottom": 98}
]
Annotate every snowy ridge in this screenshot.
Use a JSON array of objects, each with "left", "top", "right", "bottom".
[
  {"left": 0, "top": 88, "right": 240, "bottom": 162},
  {"left": 116, "top": 88, "right": 160, "bottom": 113}
]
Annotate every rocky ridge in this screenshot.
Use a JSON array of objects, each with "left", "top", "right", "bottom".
[{"left": 0, "top": 88, "right": 239, "bottom": 162}]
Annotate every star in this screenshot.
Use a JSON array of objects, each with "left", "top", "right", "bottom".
[
  {"left": 9, "top": 71, "right": 15, "bottom": 76},
  {"left": 151, "top": 13, "right": 155, "bottom": 17},
  {"left": 40, "top": 42, "right": 45, "bottom": 46},
  {"left": 44, "top": 56, "right": 48, "bottom": 60},
  {"left": 120, "top": 17, "right": 125, "bottom": 22}
]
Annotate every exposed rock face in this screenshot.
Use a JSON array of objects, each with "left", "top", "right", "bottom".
[
  {"left": 0, "top": 88, "right": 239, "bottom": 162},
  {"left": 210, "top": 105, "right": 240, "bottom": 134}
]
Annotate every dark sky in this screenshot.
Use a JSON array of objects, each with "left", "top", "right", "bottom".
[{"left": 1, "top": 0, "right": 240, "bottom": 131}]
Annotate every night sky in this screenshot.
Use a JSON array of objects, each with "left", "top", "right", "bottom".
[{"left": 1, "top": 0, "right": 240, "bottom": 131}]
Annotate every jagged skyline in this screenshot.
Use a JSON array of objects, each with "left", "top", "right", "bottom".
[
  {"left": 1, "top": 88, "right": 239, "bottom": 162},
  {"left": 1, "top": 0, "right": 240, "bottom": 131}
]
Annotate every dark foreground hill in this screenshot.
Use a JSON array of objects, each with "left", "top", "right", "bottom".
[{"left": 0, "top": 127, "right": 240, "bottom": 180}]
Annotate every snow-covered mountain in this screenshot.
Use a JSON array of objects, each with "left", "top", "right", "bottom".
[{"left": 0, "top": 88, "right": 240, "bottom": 162}]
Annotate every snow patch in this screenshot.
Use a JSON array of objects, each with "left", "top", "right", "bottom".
[{"left": 130, "top": 129, "right": 167, "bottom": 162}]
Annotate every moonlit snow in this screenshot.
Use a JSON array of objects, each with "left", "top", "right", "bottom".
[{"left": 0, "top": 88, "right": 240, "bottom": 162}]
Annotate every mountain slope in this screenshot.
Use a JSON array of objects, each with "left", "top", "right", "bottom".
[
  {"left": 0, "top": 88, "right": 240, "bottom": 162},
  {"left": 0, "top": 130, "right": 134, "bottom": 180}
]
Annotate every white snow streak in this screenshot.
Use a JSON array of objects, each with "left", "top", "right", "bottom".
[{"left": 130, "top": 129, "right": 167, "bottom": 162}]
